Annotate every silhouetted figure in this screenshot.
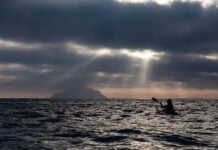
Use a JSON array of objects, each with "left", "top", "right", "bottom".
[{"left": 160, "top": 99, "right": 175, "bottom": 114}]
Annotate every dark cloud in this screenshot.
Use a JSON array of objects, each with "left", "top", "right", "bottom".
[
  {"left": 147, "top": 54, "right": 218, "bottom": 89},
  {"left": 150, "top": 54, "right": 218, "bottom": 74},
  {"left": 0, "top": 48, "right": 85, "bottom": 65},
  {"left": 1, "top": 0, "right": 218, "bottom": 53}
]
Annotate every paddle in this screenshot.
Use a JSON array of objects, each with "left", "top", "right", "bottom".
[
  {"left": 152, "top": 97, "right": 159, "bottom": 103},
  {"left": 152, "top": 97, "right": 162, "bottom": 106}
]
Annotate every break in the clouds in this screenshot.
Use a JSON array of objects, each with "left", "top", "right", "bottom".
[{"left": 0, "top": 0, "right": 218, "bottom": 98}]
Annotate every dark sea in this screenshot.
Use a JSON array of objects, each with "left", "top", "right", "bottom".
[{"left": 0, "top": 99, "right": 217, "bottom": 150}]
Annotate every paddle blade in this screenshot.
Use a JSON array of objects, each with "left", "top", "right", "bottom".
[{"left": 152, "top": 97, "right": 159, "bottom": 103}]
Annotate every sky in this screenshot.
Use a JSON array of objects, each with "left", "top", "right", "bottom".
[{"left": 0, "top": 0, "right": 218, "bottom": 98}]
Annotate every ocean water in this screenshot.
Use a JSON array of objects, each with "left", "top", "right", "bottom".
[{"left": 0, "top": 99, "right": 217, "bottom": 150}]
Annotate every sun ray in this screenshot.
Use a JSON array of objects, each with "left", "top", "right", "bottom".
[
  {"left": 120, "top": 49, "right": 164, "bottom": 88},
  {"left": 53, "top": 56, "right": 98, "bottom": 87},
  {"left": 136, "top": 59, "right": 150, "bottom": 86}
]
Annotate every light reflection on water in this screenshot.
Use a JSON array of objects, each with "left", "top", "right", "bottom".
[{"left": 0, "top": 99, "right": 217, "bottom": 149}]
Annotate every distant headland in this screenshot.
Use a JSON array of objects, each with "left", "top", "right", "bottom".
[{"left": 51, "top": 86, "right": 107, "bottom": 99}]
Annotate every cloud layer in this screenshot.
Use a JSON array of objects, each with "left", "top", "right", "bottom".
[
  {"left": 0, "top": 0, "right": 218, "bottom": 97},
  {"left": 1, "top": 0, "right": 218, "bottom": 52}
]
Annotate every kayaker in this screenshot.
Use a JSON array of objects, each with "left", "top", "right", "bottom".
[{"left": 160, "top": 99, "right": 175, "bottom": 114}]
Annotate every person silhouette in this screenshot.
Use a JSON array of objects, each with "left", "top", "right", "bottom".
[{"left": 160, "top": 99, "right": 175, "bottom": 114}]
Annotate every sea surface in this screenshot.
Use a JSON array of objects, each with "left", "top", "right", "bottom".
[{"left": 0, "top": 99, "right": 217, "bottom": 150}]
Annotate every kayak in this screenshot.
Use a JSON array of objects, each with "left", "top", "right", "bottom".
[
  {"left": 152, "top": 98, "right": 179, "bottom": 116},
  {"left": 156, "top": 110, "right": 179, "bottom": 115},
  {"left": 155, "top": 107, "right": 179, "bottom": 115}
]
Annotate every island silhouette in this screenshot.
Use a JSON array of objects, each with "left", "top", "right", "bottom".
[{"left": 52, "top": 86, "right": 107, "bottom": 99}]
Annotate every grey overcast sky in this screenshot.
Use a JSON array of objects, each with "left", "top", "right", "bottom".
[{"left": 0, "top": 0, "right": 218, "bottom": 98}]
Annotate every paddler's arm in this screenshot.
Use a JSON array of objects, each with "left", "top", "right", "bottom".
[
  {"left": 160, "top": 102, "right": 163, "bottom": 107},
  {"left": 160, "top": 102, "right": 166, "bottom": 108}
]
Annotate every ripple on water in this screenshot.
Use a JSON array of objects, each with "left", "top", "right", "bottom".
[
  {"left": 122, "top": 109, "right": 135, "bottom": 113},
  {"left": 152, "top": 134, "right": 211, "bottom": 147},
  {"left": 0, "top": 99, "right": 217, "bottom": 149},
  {"left": 93, "top": 135, "right": 127, "bottom": 143},
  {"left": 1, "top": 123, "right": 22, "bottom": 128},
  {"left": 15, "top": 111, "right": 46, "bottom": 118},
  {"left": 39, "top": 117, "right": 64, "bottom": 123},
  {"left": 120, "top": 114, "right": 131, "bottom": 118},
  {"left": 73, "top": 112, "right": 84, "bottom": 118},
  {"left": 115, "top": 129, "right": 142, "bottom": 134},
  {"left": 54, "top": 129, "right": 93, "bottom": 138}
]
